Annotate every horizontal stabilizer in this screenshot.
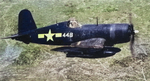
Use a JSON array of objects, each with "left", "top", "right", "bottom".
[
  {"left": 1, "top": 33, "right": 30, "bottom": 44},
  {"left": 1, "top": 34, "right": 23, "bottom": 39}
]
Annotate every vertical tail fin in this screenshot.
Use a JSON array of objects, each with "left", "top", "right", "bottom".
[
  {"left": 1, "top": 9, "right": 37, "bottom": 44},
  {"left": 18, "top": 9, "right": 37, "bottom": 33}
]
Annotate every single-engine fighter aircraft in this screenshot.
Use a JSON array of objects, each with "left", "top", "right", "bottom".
[{"left": 2, "top": 9, "right": 138, "bottom": 58}]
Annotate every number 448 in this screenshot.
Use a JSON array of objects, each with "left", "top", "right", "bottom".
[{"left": 63, "top": 32, "right": 73, "bottom": 37}]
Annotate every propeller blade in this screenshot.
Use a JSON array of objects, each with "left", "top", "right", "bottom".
[
  {"left": 130, "top": 34, "right": 135, "bottom": 57},
  {"left": 129, "top": 13, "right": 132, "bottom": 25}
]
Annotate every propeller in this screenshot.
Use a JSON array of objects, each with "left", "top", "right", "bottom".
[
  {"left": 129, "top": 12, "right": 136, "bottom": 57},
  {"left": 128, "top": 0, "right": 136, "bottom": 57}
]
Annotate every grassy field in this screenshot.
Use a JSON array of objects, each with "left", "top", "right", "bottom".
[{"left": 0, "top": 0, "right": 150, "bottom": 81}]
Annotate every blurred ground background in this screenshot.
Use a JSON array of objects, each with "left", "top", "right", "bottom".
[{"left": 0, "top": 0, "right": 150, "bottom": 81}]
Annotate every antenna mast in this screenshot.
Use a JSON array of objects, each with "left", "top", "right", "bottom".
[{"left": 96, "top": 17, "right": 98, "bottom": 26}]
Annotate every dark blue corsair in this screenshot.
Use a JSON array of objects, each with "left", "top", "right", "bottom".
[{"left": 2, "top": 9, "right": 135, "bottom": 58}]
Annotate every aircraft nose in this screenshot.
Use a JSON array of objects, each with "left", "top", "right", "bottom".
[
  {"left": 127, "top": 26, "right": 132, "bottom": 36},
  {"left": 128, "top": 24, "right": 135, "bottom": 36},
  {"left": 134, "top": 30, "right": 139, "bottom": 33},
  {"left": 109, "top": 24, "right": 132, "bottom": 43}
]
